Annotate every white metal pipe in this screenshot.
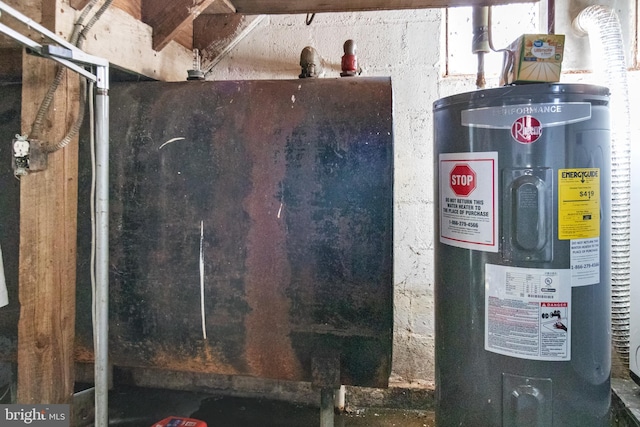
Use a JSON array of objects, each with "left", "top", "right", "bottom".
[
  {"left": 334, "top": 385, "right": 346, "bottom": 413},
  {"left": 320, "top": 388, "right": 334, "bottom": 427},
  {"left": 94, "top": 77, "right": 110, "bottom": 427}
]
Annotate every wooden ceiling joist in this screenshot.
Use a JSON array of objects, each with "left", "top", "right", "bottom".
[
  {"left": 194, "top": 13, "right": 245, "bottom": 52},
  {"left": 203, "top": 0, "right": 237, "bottom": 14},
  {"left": 69, "top": 0, "right": 534, "bottom": 16},
  {"left": 230, "top": 0, "right": 534, "bottom": 14},
  {"left": 62, "top": 0, "right": 536, "bottom": 72},
  {"left": 70, "top": 0, "right": 142, "bottom": 21},
  {"left": 69, "top": 0, "right": 90, "bottom": 9},
  {"left": 194, "top": 13, "right": 264, "bottom": 71},
  {"left": 142, "top": 0, "right": 234, "bottom": 51},
  {"left": 68, "top": 0, "right": 237, "bottom": 52}
]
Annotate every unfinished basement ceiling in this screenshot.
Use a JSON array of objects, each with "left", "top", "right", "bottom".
[
  {"left": 0, "top": 0, "right": 538, "bottom": 82},
  {"left": 68, "top": 0, "right": 537, "bottom": 61}
]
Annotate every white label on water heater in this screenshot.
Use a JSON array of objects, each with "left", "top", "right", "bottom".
[
  {"left": 570, "top": 237, "right": 600, "bottom": 286},
  {"left": 485, "top": 264, "right": 571, "bottom": 361},
  {"left": 439, "top": 152, "right": 499, "bottom": 252}
]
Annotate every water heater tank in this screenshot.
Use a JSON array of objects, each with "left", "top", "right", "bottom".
[{"left": 433, "top": 84, "right": 611, "bottom": 426}]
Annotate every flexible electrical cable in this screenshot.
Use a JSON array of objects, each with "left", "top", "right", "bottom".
[
  {"left": 30, "top": 0, "right": 112, "bottom": 152},
  {"left": 29, "top": 0, "right": 98, "bottom": 142}
]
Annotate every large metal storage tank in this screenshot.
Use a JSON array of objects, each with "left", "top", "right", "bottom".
[
  {"left": 73, "top": 78, "right": 394, "bottom": 389},
  {"left": 433, "top": 84, "right": 611, "bottom": 426}
]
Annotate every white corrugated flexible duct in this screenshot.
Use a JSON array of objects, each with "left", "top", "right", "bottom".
[{"left": 574, "top": 5, "right": 631, "bottom": 364}]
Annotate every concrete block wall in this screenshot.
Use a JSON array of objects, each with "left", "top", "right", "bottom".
[{"left": 205, "top": 5, "right": 640, "bottom": 385}]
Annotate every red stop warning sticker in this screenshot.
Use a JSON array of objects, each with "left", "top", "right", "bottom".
[
  {"left": 450, "top": 164, "right": 477, "bottom": 197},
  {"left": 511, "top": 115, "right": 542, "bottom": 144},
  {"left": 439, "top": 151, "right": 499, "bottom": 252}
]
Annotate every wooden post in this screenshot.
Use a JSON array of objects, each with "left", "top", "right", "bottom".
[{"left": 16, "top": 0, "right": 79, "bottom": 404}]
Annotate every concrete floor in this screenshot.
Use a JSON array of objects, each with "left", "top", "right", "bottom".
[
  {"left": 71, "top": 375, "right": 638, "bottom": 426},
  {"left": 106, "top": 386, "right": 435, "bottom": 427},
  {"left": 611, "top": 378, "right": 640, "bottom": 427}
]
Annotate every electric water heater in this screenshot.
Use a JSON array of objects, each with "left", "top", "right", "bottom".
[{"left": 434, "top": 84, "right": 611, "bottom": 426}]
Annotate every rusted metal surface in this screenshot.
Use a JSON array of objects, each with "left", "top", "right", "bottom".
[
  {"left": 0, "top": 83, "right": 21, "bottom": 363},
  {"left": 76, "top": 78, "right": 393, "bottom": 387}
]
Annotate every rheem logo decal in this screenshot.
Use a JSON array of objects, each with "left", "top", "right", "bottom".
[{"left": 511, "top": 116, "right": 542, "bottom": 144}]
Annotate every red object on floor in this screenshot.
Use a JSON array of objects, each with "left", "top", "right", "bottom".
[{"left": 151, "top": 416, "right": 207, "bottom": 427}]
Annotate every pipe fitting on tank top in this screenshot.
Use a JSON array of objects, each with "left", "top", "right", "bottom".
[
  {"left": 340, "top": 39, "right": 361, "bottom": 77},
  {"left": 299, "top": 46, "right": 323, "bottom": 78},
  {"left": 187, "top": 49, "right": 205, "bottom": 81}
]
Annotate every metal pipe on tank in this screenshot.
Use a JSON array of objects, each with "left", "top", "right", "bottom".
[
  {"left": 573, "top": 5, "right": 632, "bottom": 364},
  {"left": 471, "top": 6, "right": 489, "bottom": 89}
]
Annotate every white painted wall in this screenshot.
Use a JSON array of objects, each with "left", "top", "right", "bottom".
[{"left": 205, "top": 5, "right": 640, "bottom": 385}]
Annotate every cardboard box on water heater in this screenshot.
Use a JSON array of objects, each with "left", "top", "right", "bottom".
[{"left": 501, "top": 34, "right": 565, "bottom": 85}]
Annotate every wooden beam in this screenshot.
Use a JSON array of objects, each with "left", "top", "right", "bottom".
[
  {"left": 202, "top": 0, "right": 236, "bottom": 14},
  {"left": 230, "top": 0, "right": 536, "bottom": 14},
  {"left": 82, "top": 6, "right": 194, "bottom": 81},
  {"left": 173, "top": 24, "right": 193, "bottom": 50},
  {"left": 69, "top": 0, "right": 142, "bottom": 19},
  {"left": 16, "top": 0, "right": 79, "bottom": 405},
  {"left": 142, "top": 0, "right": 218, "bottom": 51},
  {"left": 1, "top": 0, "right": 46, "bottom": 43},
  {"left": 71, "top": 0, "right": 143, "bottom": 20},
  {"left": 171, "top": 0, "right": 238, "bottom": 51},
  {"left": 113, "top": 0, "right": 142, "bottom": 20},
  {"left": 70, "top": 0, "right": 196, "bottom": 80},
  {"left": 20, "top": 0, "right": 193, "bottom": 81},
  {"left": 194, "top": 14, "right": 264, "bottom": 71},
  {"left": 3, "top": 0, "right": 46, "bottom": 18},
  {"left": 69, "top": 0, "right": 90, "bottom": 9}
]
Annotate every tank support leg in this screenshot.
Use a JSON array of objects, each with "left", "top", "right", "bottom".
[
  {"left": 312, "top": 354, "right": 341, "bottom": 427},
  {"left": 320, "top": 387, "right": 335, "bottom": 427}
]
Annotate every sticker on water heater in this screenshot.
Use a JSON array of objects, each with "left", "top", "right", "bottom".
[
  {"left": 485, "top": 264, "right": 571, "bottom": 361},
  {"left": 570, "top": 237, "right": 600, "bottom": 287},
  {"left": 439, "top": 152, "right": 498, "bottom": 252},
  {"left": 558, "top": 168, "right": 600, "bottom": 240}
]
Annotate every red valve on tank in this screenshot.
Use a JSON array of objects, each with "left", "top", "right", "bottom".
[{"left": 340, "top": 39, "right": 359, "bottom": 77}]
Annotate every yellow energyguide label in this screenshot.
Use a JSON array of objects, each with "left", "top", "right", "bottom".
[{"left": 558, "top": 168, "right": 600, "bottom": 240}]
